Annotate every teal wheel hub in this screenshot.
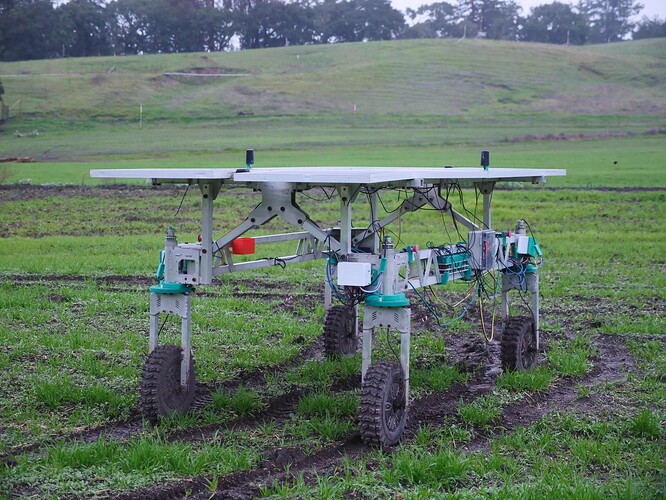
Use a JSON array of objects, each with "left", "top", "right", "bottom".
[
  {"left": 150, "top": 282, "right": 193, "bottom": 294},
  {"left": 366, "top": 293, "right": 410, "bottom": 308}
]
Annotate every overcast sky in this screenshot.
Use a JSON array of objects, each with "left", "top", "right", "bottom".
[{"left": 390, "top": 0, "right": 666, "bottom": 20}]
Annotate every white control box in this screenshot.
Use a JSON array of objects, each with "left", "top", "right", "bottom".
[
  {"left": 517, "top": 235, "right": 530, "bottom": 254},
  {"left": 337, "top": 262, "right": 373, "bottom": 286}
]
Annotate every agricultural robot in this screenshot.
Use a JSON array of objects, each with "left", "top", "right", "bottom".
[{"left": 91, "top": 152, "right": 565, "bottom": 447}]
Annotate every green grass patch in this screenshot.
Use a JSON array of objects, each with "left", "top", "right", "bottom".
[
  {"left": 2, "top": 435, "right": 260, "bottom": 497},
  {"left": 211, "top": 386, "right": 266, "bottom": 417},
  {"left": 496, "top": 365, "right": 555, "bottom": 392},
  {"left": 628, "top": 409, "right": 663, "bottom": 440},
  {"left": 287, "top": 356, "right": 361, "bottom": 387},
  {"left": 547, "top": 334, "right": 595, "bottom": 377},
  {"left": 457, "top": 394, "right": 503, "bottom": 429},
  {"left": 411, "top": 364, "right": 467, "bottom": 392},
  {"left": 297, "top": 390, "right": 358, "bottom": 419},
  {"left": 381, "top": 446, "right": 471, "bottom": 491}
]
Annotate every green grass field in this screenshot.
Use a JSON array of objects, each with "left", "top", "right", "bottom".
[
  {"left": 0, "top": 38, "right": 664, "bottom": 498},
  {"left": 1, "top": 37, "right": 665, "bottom": 187}
]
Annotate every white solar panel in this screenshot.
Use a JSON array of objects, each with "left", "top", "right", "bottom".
[{"left": 91, "top": 166, "right": 566, "bottom": 185}]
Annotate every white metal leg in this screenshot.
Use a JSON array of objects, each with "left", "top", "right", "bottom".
[
  {"left": 399, "top": 317, "right": 411, "bottom": 405},
  {"left": 362, "top": 305, "right": 411, "bottom": 403},
  {"left": 361, "top": 313, "right": 373, "bottom": 382},
  {"left": 528, "top": 273, "right": 540, "bottom": 349},
  {"left": 149, "top": 292, "right": 193, "bottom": 387},
  {"left": 149, "top": 302, "right": 159, "bottom": 353},
  {"left": 181, "top": 312, "right": 192, "bottom": 388}
]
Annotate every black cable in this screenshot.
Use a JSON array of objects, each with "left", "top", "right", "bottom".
[
  {"left": 386, "top": 327, "right": 401, "bottom": 365},
  {"left": 158, "top": 315, "right": 169, "bottom": 336},
  {"left": 377, "top": 190, "right": 402, "bottom": 215},
  {"left": 454, "top": 183, "right": 486, "bottom": 229},
  {"left": 173, "top": 184, "right": 190, "bottom": 221},
  {"left": 518, "top": 290, "right": 534, "bottom": 317},
  {"left": 523, "top": 219, "right": 537, "bottom": 241},
  {"left": 300, "top": 186, "right": 337, "bottom": 202}
]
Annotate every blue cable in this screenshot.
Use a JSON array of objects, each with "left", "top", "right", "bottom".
[
  {"left": 408, "top": 280, "right": 478, "bottom": 328},
  {"left": 325, "top": 259, "right": 352, "bottom": 304}
]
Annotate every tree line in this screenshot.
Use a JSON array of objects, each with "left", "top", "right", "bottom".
[{"left": 0, "top": 0, "right": 662, "bottom": 61}]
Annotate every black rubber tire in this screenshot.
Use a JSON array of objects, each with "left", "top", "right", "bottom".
[
  {"left": 501, "top": 316, "right": 537, "bottom": 371},
  {"left": 139, "top": 344, "right": 196, "bottom": 422},
  {"left": 359, "top": 361, "right": 407, "bottom": 447},
  {"left": 323, "top": 305, "right": 357, "bottom": 357}
]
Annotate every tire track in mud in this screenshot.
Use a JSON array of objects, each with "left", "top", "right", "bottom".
[
  {"left": 100, "top": 330, "right": 497, "bottom": 499},
  {"left": 461, "top": 333, "right": 637, "bottom": 452},
  {"left": 0, "top": 329, "right": 327, "bottom": 468},
  {"left": 112, "top": 332, "right": 641, "bottom": 499},
  {"left": 3, "top": 274, "right": 648, "bottom": 496}
]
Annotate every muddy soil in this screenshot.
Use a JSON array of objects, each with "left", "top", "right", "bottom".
[
  {"left": 80, "top": 291, "right": 648, "bottom": 499},
  {"left": 2, "top": 183, "right": 661, "bottom": 497},
  {"left": 100, "top": 326, "right": 643, "bottom": 500}
]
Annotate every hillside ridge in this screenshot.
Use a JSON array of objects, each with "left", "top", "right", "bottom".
[{"left": 1, "top": 38, "right": 665, "bottom": 122}]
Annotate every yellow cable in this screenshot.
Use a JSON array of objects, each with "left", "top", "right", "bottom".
[
  {"left": 490, "top": 300, "right": 496, "bottom": 342},
  {"left": 452, "top": 282, "right": 477, "bottom": 308},
  {"left": 480, "top": 293, "right": 488, "bottom": 342}
]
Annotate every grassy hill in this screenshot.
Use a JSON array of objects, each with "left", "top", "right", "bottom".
[
  {"left": 2, "top": 38, "right": 666, "bottom": 120},
  {"left": 0, "top": 38, "right": 664, "bottom": 184}
]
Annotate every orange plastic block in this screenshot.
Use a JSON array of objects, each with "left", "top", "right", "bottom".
[{"left": 231, "top": 238, "right": 255, "bottom": 255}]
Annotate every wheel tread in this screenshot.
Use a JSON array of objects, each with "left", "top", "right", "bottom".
[
  {"left": 323, "top": 305, "right": 357, "bottom": 357},
  {"left": 501, "top": 316, "right": 535, "bottom": 371},
  {"left": 139, "top": 345, "right": 195, "bottom": 422},
  {"left": 359, "top": 361, "right": 406, "bottom": 447}
]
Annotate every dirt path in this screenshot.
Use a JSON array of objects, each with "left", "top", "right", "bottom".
[
  {"left": 3, "top": 274, "right": 650, "bottom": 498},
  {"left": 96, "top": 326, "right": 638, "bottom": 499}
]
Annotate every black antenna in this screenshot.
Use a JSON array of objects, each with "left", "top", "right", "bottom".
[
  {"left": 481, "top": 150, "right": 490, "bottom": 171},
  {"left": 236, "top": 149, "right": 255, "bottom": 173}
]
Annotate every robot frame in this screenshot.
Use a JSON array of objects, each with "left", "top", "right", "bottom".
[{"left": 91, "top": 152, "right": 565, "bottom": 447}]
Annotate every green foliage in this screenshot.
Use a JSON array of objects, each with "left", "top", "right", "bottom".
[
  {"left": 211, "top": 386, "right": 265, "bottom": 417},
  {"left": 628, "top": 409, "right": 663, "bottom": 439},
  {"left": 2, "top": 436, "right": 259, "bottom": 496},
  {"left": 547, "top": 335, "right": 595, "bottom": 377},
  {"left": 496, "top": 366, "right": 555, "bottom": 392},
  {"left": 457, "top": 395, "right": 502, "bottom": 428},
  {"left": 286, "top": 390, "right": 359, "bottom": 442},
  {"left": 381, "top": 447, "right": 471, "bottom": 490},
  {"left": 522, "top": 2, "right": 589, "bottom": 44},
  {"left": 411, "top": 364, "right": 466, "bottom": 392},
  {"left": 634, "top": 17, "right": 666, "bottom": 40},
  {"left": 626, "top": 339, "right": 666, "bottom": 381},
  {"left": 580, "top": 0, "right": 643, "bottom": 43},
  {"left": 297, "top": 390, "right": 358, "bottom": 419},
  {"left": 287, "top": 356, "right": 361, "bottom": 387}
]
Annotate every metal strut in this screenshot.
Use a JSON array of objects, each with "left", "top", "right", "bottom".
[{"left": 212, "top": 182, "right": 341, "bottom": 274}]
